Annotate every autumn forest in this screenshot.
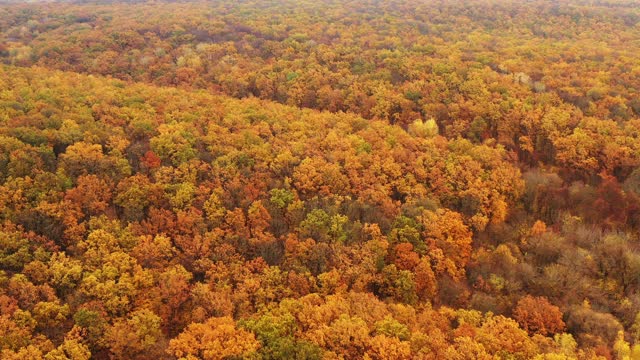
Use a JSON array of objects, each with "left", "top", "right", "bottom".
[{"left": 1, "top": 0, "right": 640, "bottom": 359}]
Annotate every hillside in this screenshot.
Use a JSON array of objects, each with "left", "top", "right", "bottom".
[{"left": 1, "top": 1, "right": 640, "bottom": 359}]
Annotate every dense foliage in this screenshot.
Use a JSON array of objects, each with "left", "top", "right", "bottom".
[{"left": 1, "top": 0, "right": 640, "bottom": 359}]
